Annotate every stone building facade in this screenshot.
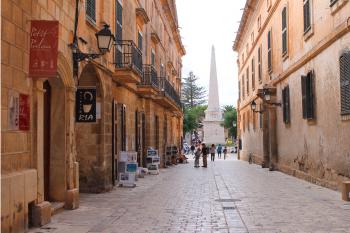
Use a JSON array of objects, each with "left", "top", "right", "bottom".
[
  {"left": 234, "top": 0, "right": 350, "bottom": 190},
  {"left": 1, "top": 0, "right": 184, "bottom": 232}
]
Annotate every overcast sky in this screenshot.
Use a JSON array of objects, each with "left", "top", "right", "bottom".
[{"left": 177, "top": 0, "right": 245, "bottom": 107}]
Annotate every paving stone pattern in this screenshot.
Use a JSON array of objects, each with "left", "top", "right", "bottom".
[{"left": 30, "top": 155, "right": 350, "bottom": 233}]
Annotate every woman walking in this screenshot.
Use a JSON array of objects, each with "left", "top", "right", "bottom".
[
  {"left": 210, "top": 144, "right": 216, "bottom": 162},
  {"left": 223, "top": 146, "right": 228, "bottom": 160},
  {"left": 201, "top": 143, "right": 208, "bottom": 167}
]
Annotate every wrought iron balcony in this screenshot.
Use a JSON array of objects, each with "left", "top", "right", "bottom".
[
  {"left": 141, "top": 65, "right": 159, "bottom": 88},
  {"left": 114, "top": 40, "right": 143, "bottom": 82},
  {"left": 158, "top": 78, "right": 182, "bottom": 109}
]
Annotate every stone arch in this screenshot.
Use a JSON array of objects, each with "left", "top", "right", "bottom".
[
  {"left": 57, "top": 52, "right": 75, "bottom": 88},
  {"left": 76, "top": 63, "right": 109, "bottom": 193}
]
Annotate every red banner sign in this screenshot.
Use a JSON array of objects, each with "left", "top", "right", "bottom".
[
  {"left": 29, "top": 20, "right": 59, "bottom": 78},
  {"left": 19, "top": 94, "right": 30, "bottom": 131}
]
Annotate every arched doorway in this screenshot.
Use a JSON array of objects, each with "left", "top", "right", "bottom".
[
  {"left": 76, "top": 64, "right": 109, "bottom": 193},
  {"left": 43, "top": 76, "right": 67, "bottom": 202}
]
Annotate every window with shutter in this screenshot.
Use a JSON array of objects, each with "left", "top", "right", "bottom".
[
  {"left": 86, "top": 0, "right": 96, "bottom": 23},
  {"left": 330, "top": 0, "right": 339, "bottom": 7},
  {"left": 251, "top": 58, "right": 255, "bottom": 90},
  {"left": 259, "top": 113, "right": 263, "bottom": 129},
  {"left": 116, "top": 0, "right": 123, "bottom": 41},
  {"left": 138, "top": 31, "right": 143, "bottom": 51},
  {"left": 282, "top": 85, "right": 291, "bottom": 124},
  {"left": 151, "top": 49, "right": 155, "bottom": 66},
  {"left": 120, "top": 104, "right": 126, "bottom": 151},
  {"left": 303, "top": 0, "right": 311, "bottom": 33},
  {"left": 246, "top": 67, "right": 249, "bottom": 95},
  {"left": 301, "top": 72, "right": 315, "bottom": 119},
  {"left": 242, "top": 75, "right": 245, "bottom": 99},
  {"left": 258, "top": 46, "right": 262, "bottom": 83},
  {"left": 267, "top": 30, "right": 272, "bottom": 73},
  {"left": 282, "top": 7, "right": 288, "bottom": 56},
  {"left": 238, "top": 81, "right": 241, "bottom": 100},
  {"left": 340, "top": 52, "right": 350, "bottom": 115}
]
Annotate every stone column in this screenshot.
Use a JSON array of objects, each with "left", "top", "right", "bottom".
[
  {"left": 262, "top": 103, "right": 270, "bottom": 168},
  {"left": 65, "top": 86, "right": 79, "bottom": 210},
  {"left": 32, "top": 79, "right": 51, "bottom": 226},
  {"left": 268, "top": 106, "right": 278, "bottom": 171}
]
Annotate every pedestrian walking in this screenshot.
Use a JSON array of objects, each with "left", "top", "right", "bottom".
[
  {"left": 217, "top": 144, "right": 222, "bottom": 159},
  {"left": 190, "top": 144, "right": 195, "bottom": 155},
  {"left": 210, "top": 144, "right": 216, "bottom": 162},
  {"left": 194, "top": 147, "right": 201, "bottom": 168},
  {"left": 201, "top": 143, "right": 208, "bottom": 167},
  {"left": 223, "top": 146, "right": 228, "bottom": 160}
]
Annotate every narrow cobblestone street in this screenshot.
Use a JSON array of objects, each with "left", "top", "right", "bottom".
[{"left": 30, "top": 154, "right": 350, "bottom": 233}]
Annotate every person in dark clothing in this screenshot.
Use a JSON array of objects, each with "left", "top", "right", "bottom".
[
  {"left": 217, "top": 144, "right": 222, "bottom": 159},
  {"left": 190, "top": 144, "right": 195, "bottom": 155},
  {"left": 201, "top": 143, "right": 208, "bottom": 167},
  {"left": 223, "top": 146, "right": 228, "bottom": 160}
]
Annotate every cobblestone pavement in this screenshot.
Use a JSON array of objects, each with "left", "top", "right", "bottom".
[{"left": 30, "top": 154, "right": 350, "bottom": 233}]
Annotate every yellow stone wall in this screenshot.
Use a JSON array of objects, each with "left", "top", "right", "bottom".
[{"left": 234, "top": 0, "right": 350, "bottom": 189}]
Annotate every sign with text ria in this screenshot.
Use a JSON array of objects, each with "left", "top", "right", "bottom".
[
  {"left": 76, "top": 88, "right": 97, "bottom": 123},
  {"left": 29, "top": 20, "right": 59, "bottom": 77}
]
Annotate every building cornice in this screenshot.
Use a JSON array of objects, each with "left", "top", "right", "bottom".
[
  {"left": 233, "top": 0, "right": 257, "bottom": 51},
  {"left": 236, "top": 0, "right": 281, "bottom": 74}
]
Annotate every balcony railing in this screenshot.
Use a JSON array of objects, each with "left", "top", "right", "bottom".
[
  {"left": 141, "top": 65, "right": 159, "bottom": 88},
  {"left": 159, "top": 78, "right": 182, "bottom": 108},
  {"left": 115, "top": 40, "right": 143, "bottom": 77}
]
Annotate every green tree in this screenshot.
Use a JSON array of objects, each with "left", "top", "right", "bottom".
[
  {"left": 222, "top": 105, "right": 237, "bottom": 138},
  {"left": 181, "top": 71, "right": 207, "bottom": 108},
  {"left": 183, "top": 105, "right": 207, "bottom": 134}
]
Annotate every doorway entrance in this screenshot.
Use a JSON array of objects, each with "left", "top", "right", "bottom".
[{"left": 43, "top": 81, "right": 51, "bottom": 201}]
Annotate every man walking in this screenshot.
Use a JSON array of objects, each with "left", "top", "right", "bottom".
[
  {"left": 201, "top": 143, "right": 208, "bottom": 167},
  {"left": 217, "top": 144, "right": 222, "bottom": 159}
]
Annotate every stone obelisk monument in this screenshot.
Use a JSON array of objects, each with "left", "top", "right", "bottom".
[{"left": 203, "top": 46, "right": 225, "bottom": 144}]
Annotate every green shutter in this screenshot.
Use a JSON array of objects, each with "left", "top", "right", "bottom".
[
  {"left": 340, "top": 53, "right": 350, "bottom": 115},
  {"left": 301, "top": 75, "right": 307, "bottom": 119}
]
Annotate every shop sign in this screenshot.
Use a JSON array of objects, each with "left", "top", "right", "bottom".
[
  {"left": 8, "top": 91, "right": 30, "bottom": 131},
  {"left": 8, "top": 90, "right": 19, "bottom": 130},
  {"left": 19, "top": 94, "right": 30, "bottom": 130},
  {"left": 76, "top": 88, "right": 96, "bottom": 122},
  {"left": 29, "top": 20, "right": 59, "bottom": 77}
]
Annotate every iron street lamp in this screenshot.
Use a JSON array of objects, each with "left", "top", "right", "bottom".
[
  {"left": 251, "top": 100, "right": 264, "bottom": 113},
  {"left": 72, "top": 24, "right": 115, "bottom": 62},
  {"left": 95, "top": 24, "right": 115, "bottom": 54}
]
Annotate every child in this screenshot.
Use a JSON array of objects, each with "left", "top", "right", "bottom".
[
  {"left": 223, "top": 146, "right": 228, "bottom": 160},
  {"left": 194, "top": 147, "right": 201, "bottom": 168}
]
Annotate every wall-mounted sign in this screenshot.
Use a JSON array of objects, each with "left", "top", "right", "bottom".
[
  {"left": 29, "top": 20, "right": 59, "bottom": 78},
  {"left": 19, "top": 94, "right": 30, "bottom": 130},
  {"left": 8, "top": 90, "right": 19, "bottom": 130},
  {"left": 76, "top": 88, "right": 96, "bottom": 122},
  {"left": 8, "top": 91, "right": 30, "bottom": 131}
]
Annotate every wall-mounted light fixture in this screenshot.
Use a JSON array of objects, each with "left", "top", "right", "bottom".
[{"left": 71, "top": 24, "right": 115, "bottom": 62}]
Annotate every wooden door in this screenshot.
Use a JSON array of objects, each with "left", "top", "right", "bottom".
[{"left": 43, "top": 81, "right": 51, "bottom": 201}]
